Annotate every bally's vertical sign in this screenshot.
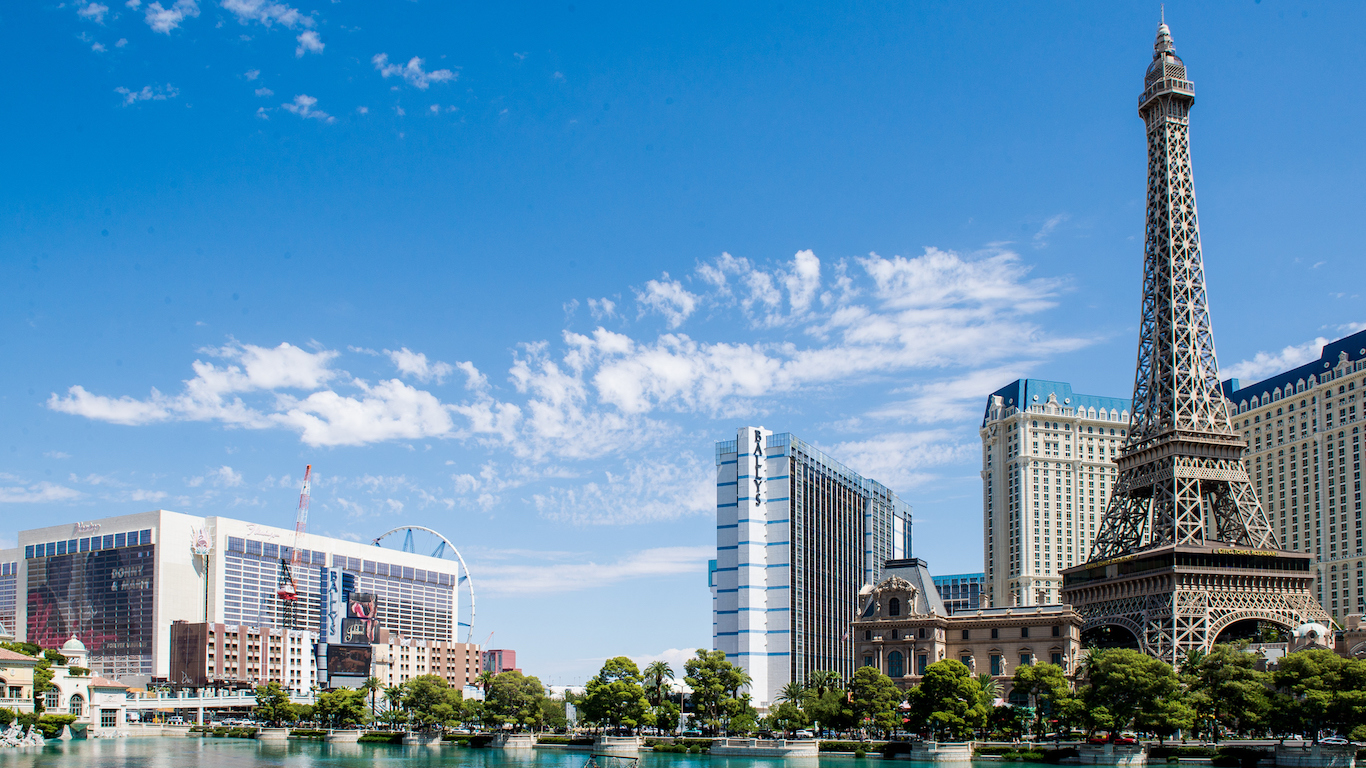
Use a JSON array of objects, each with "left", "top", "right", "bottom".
[
  {"left": 320, "top": 567, "right": 343, "bottom": 644},
  {"left": 751, "top": 428, "right": 766, "bottom": 513}
]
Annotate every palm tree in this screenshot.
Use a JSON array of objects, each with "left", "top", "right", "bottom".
[
  {"left": 976, "top": 673, "right": 1001, "bottom": 703},
  {"left": 776, "top": 681, "right": 807, "bottom": 704},
  {"left": 728, "top": 667, "right": 752, "bottom": 698},
  {"left": 643, "top": 661, "right": 674, "bottom": 707},
  {"left": 362, "top": 677, "right": 382, "bottom": 721},
  {"left": 476, "top": 670, "right": 497, "bottom": 696},
  {"left": 807, "top": 669, "right": 843, "bottom": 697}
]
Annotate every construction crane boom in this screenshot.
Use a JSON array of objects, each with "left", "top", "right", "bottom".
[{"left": 276, "top": 465, "right": 311, "bottom": 626}]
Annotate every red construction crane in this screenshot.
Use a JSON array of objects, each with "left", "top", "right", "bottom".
[{"left": 276, "top": 464, "right": 312, "bottom": 627}]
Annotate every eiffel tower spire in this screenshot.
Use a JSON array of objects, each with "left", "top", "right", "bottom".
[{"left": 1089, "top": 22, "right": 1277, "bottom": 558}]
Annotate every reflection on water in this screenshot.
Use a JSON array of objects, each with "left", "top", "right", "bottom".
[{"left": 0, "top": 739, "right": 1012, "bottom": 768}]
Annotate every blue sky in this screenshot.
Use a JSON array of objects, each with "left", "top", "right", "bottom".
[{"left": 3, "top": 0, "right": 1365, "bottom": 683}]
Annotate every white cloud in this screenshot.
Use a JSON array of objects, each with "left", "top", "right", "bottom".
[
  {"left": 212, "top": 465, "right": 244, "bottom": 487},
  {"left": 0, "top": 482, "right": 83, "bottom": 504},
  {"left": 629, "top": 648, "right": 699, "bottom": 678},
  {"left": 282, "top": 94, "right": 334, "bottom": 123},
  {"left": 1224, "top": 336, "right": 1332, "bottom": 383},
  {"left": 295, "top": 29, "right": 323, "bottom": 57},
  {"left": 372, "top": 53, "right": 456, "bottom": 89},
  {"left": 870, "top": 365, "right": 1033, "bottom": 425},
  {"left": 92, "top": 42, "right": 107, "bottom": 52},
  {"left": 532, "top": 452, "right": 711, "bottom": 525},
  {"left": 823, "top": 430, "right": 975, "bottom": 490},
  {"left": 126, "top": 0, "right": 141, "bottom": 7},
  {"left": 245, "top": 68, "right": 260, "bottom": 80},
  {"left": 129, "top": 489, "right": 169, "bottom": 502},
  {"left": 356, "top": 106, "right": 369, "bottom": 115},
  {"left": 1032, "top": 213, "right": 1069, "bottom": 249},
  {"left": 116, "top": 37, "right": 128, "bottom": 46},
  {"left": 587, "top": 298, "right": 617, "bottom": 320},
  {"left": 273, "top": 378, "right": 455, "bottom": 447},
  {"left": 46, "top": 245, "right": 1084, "bottom": 483},
  {"left": 44, "top": 451, "right": 72, "bottom": 459},
  {"left": 386, "top": 348, "right": 455, "bottom": 384},
  {"left": 221, "top": 0, "right": 310, "bottom": 28},
  {"left": 78, "top": 2, "right": 110, "bottom": 23},
  {"left": 115, "top": 84, "right": 179, "bottom": 106},
  {"left": 254, "top": 87, "right": 273, "bottom": 97},
  {"left": 143, "top": 0, "right": 199, "bottom": 33},
  {"left": 475, "top": 546, "right": 712, "bottom": 596},
  {"left": 634, "top": 273, "right": 697, "bottom": 328}
]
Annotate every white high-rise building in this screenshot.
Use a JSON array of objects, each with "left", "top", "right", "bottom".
[
  {"left": 1220, "top": 328, "right": 1366, "bottom": 618},
  {"left": 980, "top": 381, "right": 1131, "bottom": 608},
  {"left": 711, "top": 427, "right": 911, "bottom": 710}
]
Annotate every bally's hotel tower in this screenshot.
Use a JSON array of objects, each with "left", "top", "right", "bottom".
[{"left": 712, "top": 427, "right": 911, "bottom": 709}]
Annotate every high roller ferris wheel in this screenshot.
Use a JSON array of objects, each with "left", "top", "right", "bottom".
[{"left": 371, "top": 525, "right": 475, "bottom": 644}]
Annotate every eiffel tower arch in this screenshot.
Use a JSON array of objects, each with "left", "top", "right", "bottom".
[{"left": 1060, "top": 22, "right": 1329, "bottom": 665}]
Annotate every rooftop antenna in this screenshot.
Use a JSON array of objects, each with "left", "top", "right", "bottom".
[{"left": 1161, "top": 4, "right": 1165, "bottom": 23}]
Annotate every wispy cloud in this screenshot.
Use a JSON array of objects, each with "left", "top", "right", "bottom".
[
  {"left": 1223, "top": 336, "right": 1333, "bottom": 383},
  {"left": 143, "top": 0, "right": 198, "bottom": 34},
  {"left": 221, "top": 0, "right": 311, "bottom": 28},
  {"left": 386, "top": 348, "right": 455, "bottom": 384},
  {"left": 295, "top": 30, "right": 323, "bottom": 57},
  {"left": 115, "top": 84, "right": 179, "bottom": 105},
  {"left": 78, "top": 2, "right": 110, "bottom": 23},
  {"left": 475, "top": 546, "right": 713, "bottom": 595},
  {"left": 0, "top": 482, "right": 83, "bottom": 504},
  {"left": 281, "top": 94, "right": 334, "bottom": 123},
  {"left": 1032, "top": 213, "right": 1069, "bottom": 249},
  {"left": 372, "top": 53, "right": 456, "bottom": 89}
]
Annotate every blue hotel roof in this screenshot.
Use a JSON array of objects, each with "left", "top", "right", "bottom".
[
  {"left": 982, "top": 379, "right": 1132, "bottom": 427},
  {"left": 1221, "top": 328, "right": 1366, "bottom": 405}
]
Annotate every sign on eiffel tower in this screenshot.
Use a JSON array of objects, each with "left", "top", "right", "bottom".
[{"left": 1060, "top": 21, "right": 1330, "bottom": 664}]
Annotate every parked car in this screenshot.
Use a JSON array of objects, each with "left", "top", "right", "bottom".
[
  {"left": 681, "top": 730, "right": 703, "bottom": 738},
  {"left": 794, "top": 730, "right": 815, "bottom": 740},
  {"left": 1321, "top": 737, "right": 1349, "bottom": 745}
]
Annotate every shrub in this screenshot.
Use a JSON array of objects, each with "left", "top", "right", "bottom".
[
  {"left": 291, "top": 729, "right": 327, "bottom": 738},
  {"left": 854, "top": 748, "right": 867, "bottom": 758},
  {"left": 358, "top": 732, "right": 403, "bottom": 744},
  {"left": 819, "top": 740, "right": 870, "bottom": 753},
  {"left": 35, "top": 715, "right": 77, "bottom": 739}
]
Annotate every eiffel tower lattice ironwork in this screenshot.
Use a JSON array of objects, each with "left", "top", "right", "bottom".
[{"left": 1061, "top": 22, "right": 1328, "bottom": 664}]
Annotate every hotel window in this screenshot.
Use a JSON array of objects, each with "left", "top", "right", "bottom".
[
  {"left": 1020, "top": 653, "right": 1032, "bottom": 667},
  {"left": 1051, "top": 653, "right": 1063, "bottom": 666},
  {"left": 888, "top": 597, "right": 900, "bottom": 616},
  {"left": 887, "top": 651, "right": 904, "bottom": 678},
  {"left": 991, "top": 628, "right": 999, "bottom": 639},
  {"left": 990, "top": 654, "right": 1002, "bottom": 676},
  {"left": 917, "top": 654, "right": 928, "bottom": 675}
]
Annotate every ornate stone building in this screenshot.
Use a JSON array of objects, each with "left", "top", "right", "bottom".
[{"left": 850, "top": 559, "right": 1082, "bottom": 699}]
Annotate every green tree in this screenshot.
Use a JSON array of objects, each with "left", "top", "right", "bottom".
[
  {"left": 1081, "top": 648, "right": 1182, "bottom": 740},
  {"left": 580, "top": 657, "right": 652, "bottom": 732},
  {"left": 1136, "top": 692, "right": 1196, "bottom": 744},
  {"left": 541, "top": 698, "right": 569, "bottom": 731},
  {"left": 254, "top": 681, "right": 295, "bottom": 726},
  {"left": 315, "top": 688, "right": 367, "bottom": 728},
  {"left": 1272, "top": 649, "right": 1366, "bottom": 742},
  {"left": 684, "top": 649, "right": 753, "bottom": 735},
  {"left": 849, "top": 666, "right": 903, "bottom": 737},
  {"left": 403, "top": 675, "right": 464, "bottom": 731},
  {"left": 906, "top": 659, "right": 987, "bottom": 740},
  {"left": 1182, "top": 644, "right": 1271, "bottom": 738},
  {"left": 643, "top": 661, "right": 674, "bottom": 706},
  {"left": 485, "top": 671, "right": 548, "bottom": 731},
  {"left": 1011, "top": 662, "right": 1072, "bottom": 737}
]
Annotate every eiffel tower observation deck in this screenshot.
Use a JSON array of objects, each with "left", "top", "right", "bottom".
[{"left": 1060, "top": 22, "right": 1330, "bottom": 664}]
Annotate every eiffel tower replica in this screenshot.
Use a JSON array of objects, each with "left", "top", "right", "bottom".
[{"left": 1060, "top": 21, "right": 1329, "bottom": 664}]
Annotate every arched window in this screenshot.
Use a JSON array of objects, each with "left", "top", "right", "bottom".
[
  {"left": 68, "top": 694, "right": 84, "bottom": 717},
  {"left": 888, "top": 597, "right": 901, "bottom": 617},
  {"left": 887, "top": 651, "right": 904, "bottom": 678}
]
